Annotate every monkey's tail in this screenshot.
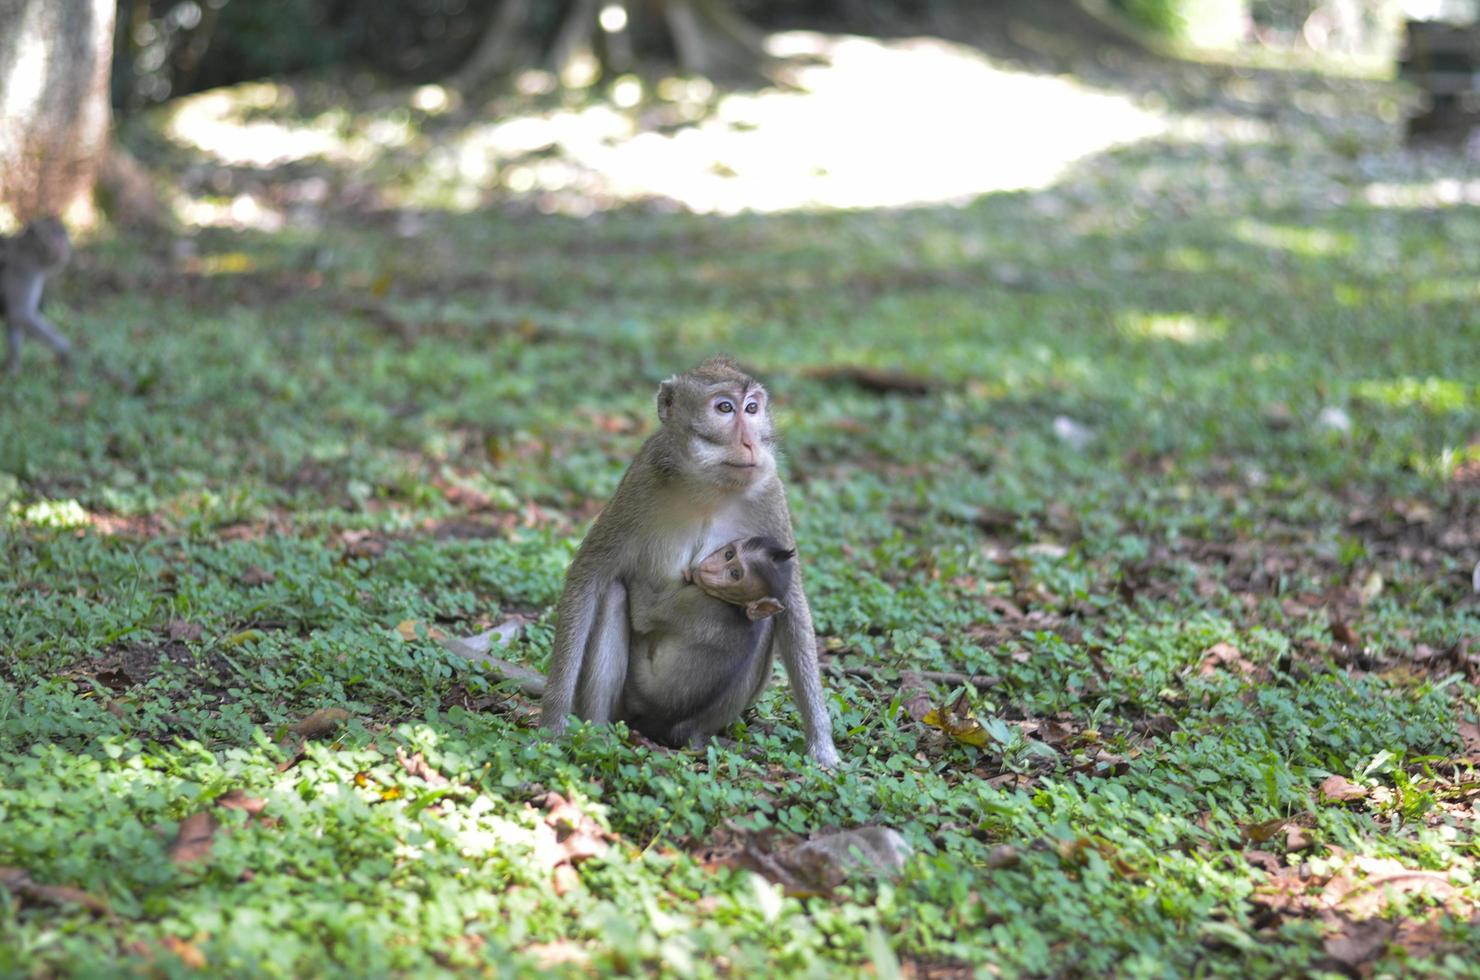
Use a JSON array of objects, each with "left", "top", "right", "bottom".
[{"left": 442, "top": 633, "right": 547, "bottom": 697}]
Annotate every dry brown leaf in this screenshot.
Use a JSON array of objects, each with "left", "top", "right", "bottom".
[
  {"left": 1283, "top": 824, "right": 1314, "bottom": 852},
  {"left": 896, "top": 671, "right": 935, "bottom": 723},
  {"left": 1240, "top": 817, "right": 1288, "bottom": 844},
  {"left": 339, "top": 530, "right": 387, "bottom": 559},
  {"left": 551, "top": 864, "right": 581, "bottom": 896},
  {"left": 921, "top": 692, "right": 990, "bottom": 748},
  {"left": 1243, "top": 850, "right": 1282, "bottom": 874},
  {"left": 168, "top": 812, "right": 219, "bottom": 865},
  {"left": 396, "top": 619, "right": 448, "bottom": 643},
  {"left": 162, "top": 935, "right": 208, "bottom": 969},
  {"left": 1322, "top": 855, "right": 1460, "bottom": 918},
  {"left": 167, "top": 619, "right": 203, "bottom": 642},
  {"left": 215, "top": 789, "right": 267, "bottom": 817},
  {"left": 1330, "top": 618, "right": 1361, "bottom": 648},
  {"left": 1199, "top": 642, "right": 1255, "bottom": 677},
  {"left": 1321, "top": 914, "right": 1396, "bottom": 968},
  {"left": 290, "top": 707, "right": 351, "bottom": 739},
  {"left": 397, "top": 748, "right": 451, "bottom": 788},
  {"left": 0, "top": 867, "right": 111, "bottom": 916},
  {"left": 239, "top": 566, "right": 276, "bottom": 586},
  {"left": 805, "top": 365, "right": 937, "bottom": 396},
  {"left": 1318, "top": 775, "right": 1368, "bottom": 804},
  {"left": 1456, "top": 717, "right": 1480, "bottom": 758},
  {"left": 527, "top": 793, "right": 614, "bottom": 893},
  {"left": 985, "top": 844, "right": 1020, "bottom": 869}
]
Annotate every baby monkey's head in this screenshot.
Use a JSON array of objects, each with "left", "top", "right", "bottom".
[{"left": 686, "top": 536, "right": 795, "bottom": 621}]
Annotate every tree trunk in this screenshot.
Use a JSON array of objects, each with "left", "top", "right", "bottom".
[
  {"left": 453, "top": 0, "right": 769, "bottom": 90},
  {"left": 0, "top": 0, "right": 116, "bottom": 226}
]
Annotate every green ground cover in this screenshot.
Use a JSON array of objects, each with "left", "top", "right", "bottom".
[{"left": 2, "top": 39, "right": 1479, "bottom": 977}]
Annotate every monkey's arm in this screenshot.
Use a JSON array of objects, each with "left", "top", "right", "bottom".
[
  {"left": 542, "top": 565, "right": 602, "bottom": 734},
  {"left": 771, "top": 567, "right": 841, "bottom": 768},
  {"left": 542, "top": 560, "right": 629, "bottom": 732},
  {"left": 574, "top": 579, "right": 628, "bottom": 723}
]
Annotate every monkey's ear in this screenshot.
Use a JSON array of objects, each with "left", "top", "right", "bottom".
[
  {"left": 657, "top": 378, "right": 677, "bottom": 423},
  {"left": 771, "top": 547, "right": 796, "bottom": 564},
  {"left": 745, "top": 597, "right": 785, "bottom": 621}
]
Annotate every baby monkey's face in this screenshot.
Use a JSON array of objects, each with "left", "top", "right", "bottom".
[{"left": 686, "top": 537, "right": 794, "bottom": 621}]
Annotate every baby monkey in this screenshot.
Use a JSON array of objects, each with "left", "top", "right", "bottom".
[{"left": 685, "top": 536, "right": 796, "bottom": 622}]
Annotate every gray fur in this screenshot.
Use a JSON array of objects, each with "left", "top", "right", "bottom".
[
  {"left": 542, "top": 357, "right": 840, "bottom": 765},
  {"left": 1, "top": 217, "right": 73, "bottom": 375}
]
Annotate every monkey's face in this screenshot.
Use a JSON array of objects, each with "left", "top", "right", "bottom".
[
  {"left": 686, "top": 383, "right": 777, "bottom": 486},
  {"left": 687, "top": 539, "right": 772, "bottom": 603}
]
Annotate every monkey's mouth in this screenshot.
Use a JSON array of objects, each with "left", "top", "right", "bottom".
[{"left": 722, "top": 462, "right": 757, "bottom": 469}]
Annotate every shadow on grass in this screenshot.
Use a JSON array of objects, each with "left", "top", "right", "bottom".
[{"left": 3, "top": 33, "right": 1480, "bottom": 975}]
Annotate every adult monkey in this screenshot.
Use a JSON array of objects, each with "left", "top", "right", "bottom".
[
  {"left": 542, "top": 356, "right": 840, "bottom": 767},
  {"left": 2, "top": 217, "right": 73, "bottom": 374}
]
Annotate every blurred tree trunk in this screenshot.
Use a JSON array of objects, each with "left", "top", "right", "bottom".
[
  {"left": 0, "top": 0, "right": 115, "bottom": 226},
  {"left": 453, "top": 0, "right": 768, "bottom": 89}
]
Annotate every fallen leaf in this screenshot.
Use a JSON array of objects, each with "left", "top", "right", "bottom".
[
  {"left": 805, "top": 365, "right": 936, "bottom": 396},
  {"left": 1284, "top": 824, "right": 1313, "bottom": 851},
  {"left": 397, "top": 748, "right": 450, "bottom": 788},
  {"left": 921, "top": 693, "right": 991, "bottom": 748},
  {"left": 1330, "top": 618, "right": 1361, "bottom": 648},
  {"left": 162, "top": 935, "right": 208, "bottom": 969},
  {"left": 290, "top": 707, "right": 351, "bottom": 739},
  {"left": 895, "top": 671, "right": 935, "bottom": 723},
  {"left": 540, "top": 793, "right": 611, "bottom": 865},
  {"left": 339, "top": 530, "right": 386, "bottom": 559},
  {"left": 1240, "top": 816, "right": 1288, "bottom": 844},
  {"left": 215, "top": 789, "right": 267, "bottom": 817},
  {"left": 168, "top": 811, "right": 219, "bottom": 865},
  {"left": 1322, "top": 914, "right": 1396, "bottom": 969},
  {"left": 1321, "top": 854, "right": 1461, "bottom": 918},
  {"left": 0, "top": 867, "right": 111, "bottom": 915},
  {"left": 240, "top": 566, "right": 276, "bottom": 586},
  {"left": 1243, "top": 850, "right": 1282, "bottom": 874},
  {"left": 1457, "top": 717, "right": 1480, "bottom": 758},
  {"left": 167, "top": 619, "right": 203, "bottom": 642},
  {"left": 1199, "top": 642, "right": 1255, "bottom": 677},
  {"left": 551, "top": 863, "right": 581, "bottom": 896},
  {"left": 1318, "top": 775, "right": 1368, "bottom": 804},
  {"left": 397, "top": 619, "right": 448, "bottom": 643},
  {"left": 527, "top": 793, "right": 614, "bottom": 893},
  {"left": 985, "top": 844, "right": 1020, "bottom": 869}
]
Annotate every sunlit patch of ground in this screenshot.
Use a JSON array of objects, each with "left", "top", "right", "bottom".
[
  {"left": 477, "top": 32, "right": 1170, "bottom": 213},
  {"left": 163, "top": 31, "right": 1170, "bottom": 223}
]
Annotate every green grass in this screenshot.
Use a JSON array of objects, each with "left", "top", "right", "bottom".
[{"left": 3, "top": 47, "right": 1480, "bottom": 978}]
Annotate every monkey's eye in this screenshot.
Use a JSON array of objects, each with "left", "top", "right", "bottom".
[
  {"left": 716, "top": 400, "right": 735, "bottom": 414},
  {"left": 729, "top": 568, "right": 743, "bottom": 580},
  {"left": 744, "top": 401, "right": 760, "bottom": 415},
  {"left": 724, "top": 549, "right": 734, "bottom": 560}
]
